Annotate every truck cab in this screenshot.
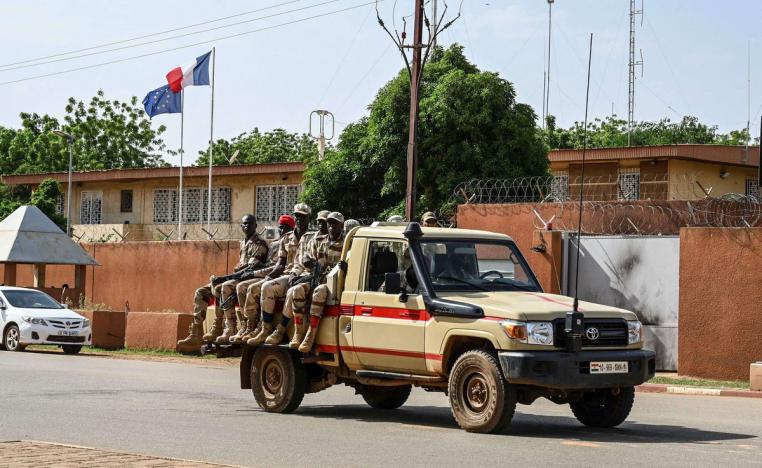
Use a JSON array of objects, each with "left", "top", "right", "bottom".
[{"left": 241, "top": 223, "right": 655, "bottom": 433}]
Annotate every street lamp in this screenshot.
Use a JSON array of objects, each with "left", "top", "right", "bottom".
[{"left": 52, "top": 130, "right": 74, "bottom": 237}]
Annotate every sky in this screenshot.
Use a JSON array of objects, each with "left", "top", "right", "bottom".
[{"left": 1, "top": 0, "right": 761, "bottom": 166}]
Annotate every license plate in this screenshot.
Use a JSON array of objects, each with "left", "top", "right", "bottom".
[
  {"left": 57, "top": 331, "right": 78, "bottom": 336},
  {"left": 590, "top": 361, "right": 628, "bottom": 374}
]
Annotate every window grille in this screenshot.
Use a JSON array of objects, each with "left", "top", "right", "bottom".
[
  {"left": 55, "top": 194, "right": 65, "bottom": 215},
  {"left": 153, "top": 187, "right": 231, "bottom": 224},
  {"left": 79, "top": 191, "right": 102, "bottom": 225},
  {"left": 747, "top": 176, "right": 760, "bottom": 200},
  {"left": 120, "top": 190, "right": 133, "bottom": 213},
  {"left": 618, "top": 168, "right": 640, "bottom": 201},
  {"left": 550, "top": 172, "right": 570, "bottom": 201},
  {"left": 256, "top": 185, "right": 302, "bottom": 223}
]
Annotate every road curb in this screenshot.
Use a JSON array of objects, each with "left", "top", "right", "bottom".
[{"left": 636, "top": 383, "right": 762, "bottom": 399}]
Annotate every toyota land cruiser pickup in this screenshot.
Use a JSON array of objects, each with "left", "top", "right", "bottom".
[{"left": 240, "top": 223, "right": 655, "bottom": 433}]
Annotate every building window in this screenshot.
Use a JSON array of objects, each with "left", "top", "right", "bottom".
[
  {"left": 55, "top": 194, "right": 65, "bottom": 215},
  {"left": 550, "top": 171, "right": 569, "bottom": 201},
  {"left": 747, "top": 176, "right": 760, "bottom": 200},
  {"left": 256, "top": 185, "right": 301, "bottom": 222},
  {"left": 152, "top": 187, "right": 231, "bottom": 224},
  {"left": 120, "top": 190, "right": 133, "bottom": 213},
  {"left": 79, "top": 191, "right": 102, "bottom": 225},
  {"left": 618, "top": 168, "right": 640, "bottom": 201}
]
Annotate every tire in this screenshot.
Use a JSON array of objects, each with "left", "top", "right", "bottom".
[
  {"left": 62, "top": 345, "right": 82, "bottom": 355},
  {"left": 448, "top": 350, "right": 516, "bottom": 433},
  {"left": 251, "top": 347, "right": 306, "bottom": 413},
  {"left": 570, "top": 387, "right": 635, "bottom": 428},
  {"left": 3, "top": 324, "right": 25, "bottom": 352},
  {"left": 360, "top": 385, "right": 412, "bottom": 410}
]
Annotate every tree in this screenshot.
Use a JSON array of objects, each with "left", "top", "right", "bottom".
[
  {"left": 0, "top": 90, "right": 168, "bottom": 176},
  {"left": 545, "top": 115, "right": 752, "bottom": 149},
  {"left": 0, "top": 178, "right": 66, "bottom": 231},
  {"left": 196, "top": 128, "right": 318, "bottom": 166},
  {"left": 302, "top": 45, "right": 549, "bottom": 220}
]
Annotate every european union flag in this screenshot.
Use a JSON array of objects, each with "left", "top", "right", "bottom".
[{"left": 142, "top": 84, "right": 182, "bottom": 118}]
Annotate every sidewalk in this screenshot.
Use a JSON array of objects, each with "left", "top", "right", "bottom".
[{"left": 0, "top": 441, "right": 234, "bottom": 467}]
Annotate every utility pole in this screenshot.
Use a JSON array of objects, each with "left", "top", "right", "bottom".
[
  {"left": 405, "top": 0, "right": 425, "bottom": 222},
  {"left": 628, "top": 0, "right": 643, "bottom": 146},
  {"left": 309, "top": 110, "right": 334, "bottom": 161},
  {"left": 431, "top": 0, "right": 438, "bottom": 50}
]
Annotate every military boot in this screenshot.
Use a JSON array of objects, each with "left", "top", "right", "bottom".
[
  {"left": 298, "top": 324, "right": 318, "bottom": 353},
  {"left": 239, "top": 318, "right": 261, "bottom": 343},
  {"left": 264, "top": 324, "right": 287, "bottom": 345},
  {"left": 229, "top": 318, "right": 250, "bottom": 344},
  {"left": 216, "top": 318, "right": 238, "bottom": 344},
  {"left": 288, "top": 314, "right": 306, "bottom": 349},
  {"left": 176, "top": 322, "right": 203, "bottom": 353},
  {"left": 202, "top": 315, "right": 224, "bottom": 342},
  {"left": 247, "top": 322, "right": 272, "bottom": 346}
]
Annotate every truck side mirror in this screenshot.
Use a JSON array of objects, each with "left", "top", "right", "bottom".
[{"left": 383, "top": 272, "right": 402, "bottom": 295}]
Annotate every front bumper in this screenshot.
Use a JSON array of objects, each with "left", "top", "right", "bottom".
[
  {"left": 19, "top": 322, "right": 92, "bottom": 346},
  {"left": 498, "top": 349, "right": 655, "bottom": 389}
]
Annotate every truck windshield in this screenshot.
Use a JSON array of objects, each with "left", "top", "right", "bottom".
[
  {"left": 420, "top": 240, "right": 540, "bottom": 293},
  {"left": 2, "top": 290, "right": 63, "bottom": 309}
]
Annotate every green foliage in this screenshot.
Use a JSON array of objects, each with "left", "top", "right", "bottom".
[
  {"left": 302, "top": 44, "right": 549, "bottom": 219},
  {"left": 0, "top": 178, "right": 66, "bottom": 231},
  {"left": 196, "top": 128, "right": 318, "bottom": 166},
  {"left": 0, "top": 90, "right": 167, "bottom": 176},
  {"left": 544, "top": 115, "right": 752, "bottom": 149}
]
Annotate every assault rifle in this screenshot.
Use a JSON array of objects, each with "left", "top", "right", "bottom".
[{"left": 211, "top": 264, "right": 259, "bottom": 286}]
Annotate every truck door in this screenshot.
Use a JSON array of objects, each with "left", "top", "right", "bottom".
[{"left": 351, "top": 240, "right": 428, "bottom": 373}]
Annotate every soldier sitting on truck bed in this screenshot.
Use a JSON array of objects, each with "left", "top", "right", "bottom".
[
  {"left": 247, "top": 203, "right": 316, "bottom": 346},
  {"left": 272, "top": 211, "right": 345, "bottom": 353},
  {"left": 176, "top": 214, "right": 269, "bottom": 352},
  {"left": 229, "top": 215, "right": 295, "bottom": 345}
]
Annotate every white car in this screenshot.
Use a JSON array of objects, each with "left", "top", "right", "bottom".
[{"left": 0, "top": 286, "right": 92, "bottom": 354}]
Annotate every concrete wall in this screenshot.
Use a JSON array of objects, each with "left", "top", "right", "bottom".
[
  {"left": 678, "top": 227, "right": 762, "bottom": 381},
  {"left": 668, "top": 160, "right": 758, "bottom": 200}
]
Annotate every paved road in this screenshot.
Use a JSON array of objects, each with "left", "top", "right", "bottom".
[{"left": 1, "top": 351, "right": 761, "bottom": 467}]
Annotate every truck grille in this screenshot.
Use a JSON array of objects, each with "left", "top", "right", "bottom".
[
  {"left": 47, "top": 319, "right": 81, "bottom": 329},
  {"left": 553, "top": 319, "right": 628, "bottom": 348},
  {"left": 46, "top": 335, "right": 85, "bottom": 343}
]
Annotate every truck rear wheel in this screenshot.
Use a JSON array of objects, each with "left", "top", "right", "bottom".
[
  {"left": 570, "top": 387, "right": 635, "bottom": 428},
  {"left": 360, "top": 385, "right": 412, "bottom": 410},
  {"left": 251, "top": 347, "right": 306, "bottom": 413},
  {"left": 448, "top": 350, "right": 516, "bottom": 433}
]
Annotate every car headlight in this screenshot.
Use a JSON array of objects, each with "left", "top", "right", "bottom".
[
  {"left": 501, "top": 320, "right": 554, "bottom": 346},
  {"left": 22, "top": 316, "right": 48, "bottom": 326},
  {"left": 627, "top": 320, "right": 642, "bottom": 344},
  {"left": 527, "top": 322, "right": 554, "bottom": 345},
  {"left": 82, "top": 319, "right": 90, "bottom": 328}
]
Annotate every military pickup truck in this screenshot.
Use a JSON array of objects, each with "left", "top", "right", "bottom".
[{"left": 240, "top": 223, "right": 655, "bottom": 433}]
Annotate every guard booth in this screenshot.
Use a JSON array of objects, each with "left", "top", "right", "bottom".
[{"left": 0, "top": 206, "right": 98, "bottom": 304}]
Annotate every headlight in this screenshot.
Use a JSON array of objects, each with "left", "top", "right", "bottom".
[
  {"left": 22, "top": 316, "right": 48, "bottom": 325},
  {"left": 627, "top": 320, "right": 642, "bottom": 344},
  {"left": 82, "top": 319, "right": 90, "bottom": 328},
  {"left": 527, "top": 322, "right": 554, "bottom": 345},
  {"left": 500, "top": 320, "right": 527, "bottom": 342}
]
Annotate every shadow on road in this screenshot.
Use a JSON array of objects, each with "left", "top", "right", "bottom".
[{"left": 294, "top": 404, "right": 757, "bottom": 444}]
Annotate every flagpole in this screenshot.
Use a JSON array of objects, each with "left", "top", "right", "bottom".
[
  {"left": 178, "top": 89, "right": 185, "bottom": 240},
  {"left": 207, "top": 47, "right": 216, "bottom": 232}
]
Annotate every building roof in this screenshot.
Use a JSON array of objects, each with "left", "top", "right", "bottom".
[
  {"left": 0, "top": 206, "right": 98, "bottom": 265},
  {"left": 548, "top": 144, "right": 760, "bottom": 167},
  {"left": 0, "top": 161, "right": 305, "bottom": 185}
]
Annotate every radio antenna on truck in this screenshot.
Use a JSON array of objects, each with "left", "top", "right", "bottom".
[{"left": 572, "top": 33, "right": 594, "bottom": 313}]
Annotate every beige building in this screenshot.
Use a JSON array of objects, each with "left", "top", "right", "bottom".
[
  {"left": 548, "top": 145, "right": 760, "bottom": 201},
  {"left": 2, "top": 162, "right": 304, "bottom": 241}
]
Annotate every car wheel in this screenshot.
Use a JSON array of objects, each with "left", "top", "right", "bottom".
[
  {"left": 62, "top": 345, "right": 83, "bottom": 355},
  {"left": 448, "top": 350, "right": 516, "bottom": 433},
  {"left": 360, "top": 385, "right": 412, "bottom": 410},
  {"left": 3, "top": 324, "right": 25, "bottom": 352},
  {"left": 251, "top": 347, "right": 306, "bottom": 413},
  {"left": 570, "top": 387, "right": 635, "bottom": 428}
]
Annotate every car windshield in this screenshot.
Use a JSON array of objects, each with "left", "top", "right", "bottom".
[
  {"left": 420, "top": 240, "right": 540, "bottom": 293},
  {"left": 2, "top": 290, "right": 63, "bottom": 309}
]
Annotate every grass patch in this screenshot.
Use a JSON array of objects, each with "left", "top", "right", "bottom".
[
  {"left": 650, "top": 376, "right": 749, "bottom": 389},
  {"left": 26, "top": 344, "right": 217, "bottom": 360}
]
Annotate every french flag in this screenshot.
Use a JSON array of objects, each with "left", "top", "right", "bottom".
[{"left": 165, "top": 51, "right": 211, "bottom": 93}]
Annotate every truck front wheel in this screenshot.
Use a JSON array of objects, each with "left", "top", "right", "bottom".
[
  {"left": 360, "top": 385, "right": 412, "bottom": 410},
  {"left": 251, "top": 347, "right": 306, "bottom": 413},
  {"left": 448, "top": 350, "right": 516, "bottom": 433},
  {"left": 570, "top": 387, "right": 635, "bottom": 428}
]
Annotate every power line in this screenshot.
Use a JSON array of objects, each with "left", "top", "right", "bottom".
[
  {"left": 0, "top": 0, "right": 341, "bottom": 73},
  {"left": 337, "top": 42, "right": 394, "bottom": 112},
  {"left": 0, "top": 0, "right": 305, "bottom": 69},
  {"left": 0, "top": 2, "right": 379, "bottom": 87}
]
